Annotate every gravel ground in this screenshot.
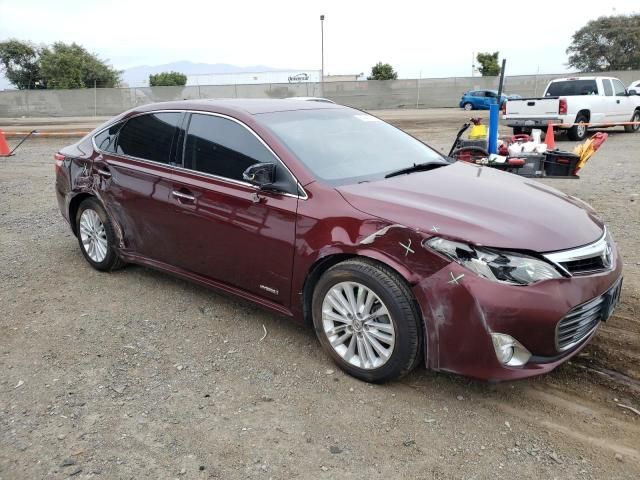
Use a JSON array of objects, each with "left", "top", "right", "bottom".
[{"left": 1, "top": 110, "right": 639, "bottom": 479}]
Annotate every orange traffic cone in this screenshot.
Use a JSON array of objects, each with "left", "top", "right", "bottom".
[
  {"left": 0, "top": 130, "right": 12, "bottom": 157},
  {"left": 545, "top": 121, "right": 555, "bottom": 150}
]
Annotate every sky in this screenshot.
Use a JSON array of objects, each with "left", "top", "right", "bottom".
[{"left": 1, "top": 0, "right": 639, "bottom": 82}]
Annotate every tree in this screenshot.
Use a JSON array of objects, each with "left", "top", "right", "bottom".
[
  {"left": 367, "top": 62, "right": 398, "bottom": 80},
  {"left": 149, "top": 71, "right": 188, "bottom": 87},
  {"left": 0, "top": 39, "right": 43, "bottom": 89},
  {"left": 567, "top": 14, "right": 640, "bottom": 72},
  {"left": 39, "top": 42, "right": 121, "bottom": 89},
  {"left": 476, "top": 52, "right": 501, "bottom": 76},
  {"left": 0, "top": 40, "right": 120, "bottom": 89}
]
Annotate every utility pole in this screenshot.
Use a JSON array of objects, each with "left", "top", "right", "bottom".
[
  {"left": 471, "top": 51, "right": 475, "bottom": 77},
  {"left": 320, "top": 14, "right": 325, "bottom": 96}
]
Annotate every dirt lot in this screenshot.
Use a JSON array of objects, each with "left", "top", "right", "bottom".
[{"left": 1, "top": 109, "right": 639, "bottom": 479}]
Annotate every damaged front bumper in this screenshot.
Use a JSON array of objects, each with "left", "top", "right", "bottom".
[{"left": 411, "top": 247, "right": 623, "bottom": 381}]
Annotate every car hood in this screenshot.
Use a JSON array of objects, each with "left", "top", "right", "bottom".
[{"left": 337, "top": 162, "right": 604, "bottom": 252}]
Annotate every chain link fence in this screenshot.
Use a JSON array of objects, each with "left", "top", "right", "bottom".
[{"left": 1, "top": 70, "right": 638, "bottom": 117}]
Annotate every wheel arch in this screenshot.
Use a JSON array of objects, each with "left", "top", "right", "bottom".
[
  {"left": 575, "top": 109, "right": 591, "bottom": 122},
  {"left": 300, "top": 252, "right": 422, "bottom": 326},
  {"left": 68, "top": 192, "right": 96, "bottom": 237}
]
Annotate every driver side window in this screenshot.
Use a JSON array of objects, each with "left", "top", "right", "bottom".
[
  {"left": 184, "top": 113, "right": 276, "bottom": 181},
  {"left": 612, "top": 79, "right": 626, "bottom": 97}
]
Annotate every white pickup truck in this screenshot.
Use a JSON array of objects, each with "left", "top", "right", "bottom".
[{"left": 503, "top": 76, "right": 640, "bottom": 140}]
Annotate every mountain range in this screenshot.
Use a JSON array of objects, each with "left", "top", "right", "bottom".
[
  {"left": 0, "top": 61, "right": 288, "bottom": 90},
  {"left": 121, "top": 61, "right": 288, "bottom": 87}
]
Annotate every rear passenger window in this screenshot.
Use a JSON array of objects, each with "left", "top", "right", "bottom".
[
  {"left": 94, "top": 122, "right": 123, "bottom": 153},
  {"left": 602, "top": 80, "right": 613, "bottom": 96},
  {"left": 116, "top": 112, "right": 182, "bottom": 164},
  {"left": 184, "top": 113, "right": 276, "bottom": 181}
]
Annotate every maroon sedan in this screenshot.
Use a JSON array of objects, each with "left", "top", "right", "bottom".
[{"left": 54, "top": 99, "right": 622, "bottom": 382}]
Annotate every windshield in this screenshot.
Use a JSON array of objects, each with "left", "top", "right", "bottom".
[
  {"left": 258, "top": 108, "right": 447, "bottom": 185},
  {"left": 546, "top": 80, "right": 598, "bottom": 96}
]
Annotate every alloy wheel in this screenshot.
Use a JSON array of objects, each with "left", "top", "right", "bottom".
[
  {"left": 79, "top": 209, "right": 108, "bottom": 263},
  {"left": 321, "top": 281, "right": 395, "bottom": 369}
]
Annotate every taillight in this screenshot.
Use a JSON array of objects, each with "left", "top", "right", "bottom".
[
  {"left": 559, "top": 98, "right": 567, "bottom": 115},
  {"left": 501, "top": 101, "right": 507, "bottom": 114},
  {"left": 54, "top": 152, "right": 65, "bottom": 171}
]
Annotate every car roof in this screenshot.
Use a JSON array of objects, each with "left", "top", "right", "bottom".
[
  {"left": 285, "top": 96, "right": 336, "bottom": 103},
  {"left": 549, "top": 76, "right": 617, "bottom": 82},
  {"left": 132, "top": 98, "right": 343, "bottom": 116}
]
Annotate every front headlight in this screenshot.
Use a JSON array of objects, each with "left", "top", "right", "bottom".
[{"left": 424, "top": 237, "right": 562, "bottom": 285}]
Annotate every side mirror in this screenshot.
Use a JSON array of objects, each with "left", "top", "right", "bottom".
[
  {"left": 629, "top": 89, "right": 638, "bottom": 96},
  {"left": 242, "top": 162, "right": 276, "bottom": 187}
]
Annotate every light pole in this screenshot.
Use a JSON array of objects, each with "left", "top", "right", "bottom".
[{"left": 320, "top": 14, "right": 325, "bottom": 95}]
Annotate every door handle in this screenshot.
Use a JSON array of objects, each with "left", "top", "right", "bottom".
[
  {"left": 617, "top": 99, "right": 621, "bottom": 104},
  {"left": 172, "top": 190, "right": 195, "bottom": 202},
  {"left": 97, "top": 168, "right": 112, "bottom": 178}
]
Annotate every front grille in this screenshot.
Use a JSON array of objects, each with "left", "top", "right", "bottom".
[
  {"left": 556, "top": 279, "right": 622, "bottom": 351},
  {"left": 560, "top": 256, "right": 605, "bottom": 275},
  {"left": 544, "top": 229, "right": 612, "bottom": 276},
  {"left": 556, "top": 297, "right": 604, "bottom": 351}
]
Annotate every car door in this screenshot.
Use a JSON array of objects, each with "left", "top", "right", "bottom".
[
  {"left": 600, "top": 78, "right": 619, "bottom": 123},
  {"left": 484, "top": 90, "right": 497, "bottom": 109},
  {"left": 167, "top": 112, "right": 299, "bottom": 305},
  {"left": 92, "top": 111, "right": 185, "bottom": 264},
  {"left": 612, "top": 78, "right": 633, "bottom": 121},
  {"left": 471, "top": 90, "right": 484, "bottom": 109}
]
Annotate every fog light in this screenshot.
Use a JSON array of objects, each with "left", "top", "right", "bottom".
[{"left": 491, "top": 333, "right": 531, "bottom": 367}]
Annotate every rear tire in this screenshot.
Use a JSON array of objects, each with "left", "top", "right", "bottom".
[
  {"left": 75, "top": 198, "right": 125, "bottom": 272},
  {"left": 312, "top": 259, "right": 422, "bottom": 383},
  {"left": 624, "top": 110, "right": 640, "bottom": 133},
  {"left": 568, "top": 114, "right": 589, "bottom": 141}
]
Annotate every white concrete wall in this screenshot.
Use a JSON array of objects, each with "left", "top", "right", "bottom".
[{"left": 1, "top": 70, "right": 638, "bottom": 117}]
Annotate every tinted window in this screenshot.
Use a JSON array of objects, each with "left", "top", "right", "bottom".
[
  {"left": 94, "top": 122, "right": 123, "bottom": 153},
  {"left": 259, "top": 108, "right": 447, "bottom": 186},
  {"left": 116, "top": 112, "right": 182, "bottom": 163},
  {"left": 184, "top": 113, "right": 276, "bottom": 181},
  {"left": 602, "top": 79, "right": 613, "bottom": 96},
  {"left": 472, "top": 91, "right": 485, "bottom": 97},
  {"left": 612, "top": 79, "right": 626, "bottom": 97},
  {"left": 546, "top": 80, "right": 597, "bottom": 96}
]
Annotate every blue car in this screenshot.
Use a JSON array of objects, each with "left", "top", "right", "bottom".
[{"left": 459, "top": 90, "right": 515, "bottom": 110}]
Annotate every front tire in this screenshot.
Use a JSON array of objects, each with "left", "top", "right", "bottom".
[
  {"left": 624, "top": 110, "right": 640, "bottom": 133},
  {"left": 75, "top": 198, "right": 125, "bottom": 271},
  {"left": 463, "top": 102, "right": 473, "bottom": 111},
  {"left": 567, "top": 114, "right": 589, "bottom": 141},
  {"left": 312, "top": 259, "right": 422, "bottom": 383}
]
